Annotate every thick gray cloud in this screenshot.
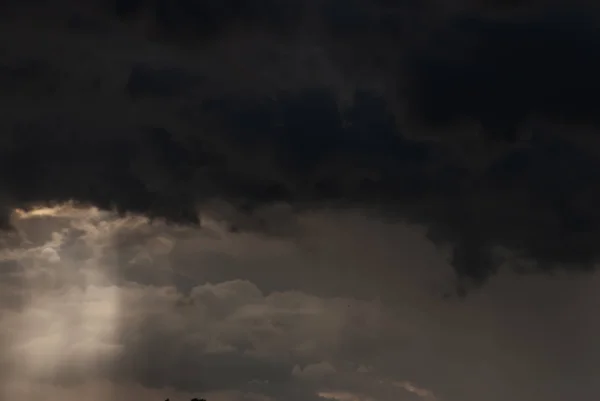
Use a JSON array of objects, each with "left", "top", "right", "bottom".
[
  {"left": 1, "top": 1, "right": 600, "bottom": 287},
  {"left": 1, "top": 3, "right": 600, "bottom": 399},
  {"left": 2, "top": 1, "right": 600, "bottom": 284},
  {"left": 0, "top": 205, "right": 599, "bottom": 401}
]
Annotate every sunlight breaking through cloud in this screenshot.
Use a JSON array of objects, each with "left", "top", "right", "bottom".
[
  {"left": 1, "top": 204, "right": 130, "bottom": 398},
  {"left": 0, "top": 203, "right": 591, "bottom": 401}
]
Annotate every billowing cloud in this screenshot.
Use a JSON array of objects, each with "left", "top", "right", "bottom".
[
  {"left": 1, "top": 2, "right": 599, "bottom": 400},
  {"left": 0, "top": 205, "right": 599, "bottom": 400},
  {"left": 3, "top": 1, "right": 600, "bottom": 286},
  {"left": 0, "top": 1, "right": 599, "bottom": 289}
]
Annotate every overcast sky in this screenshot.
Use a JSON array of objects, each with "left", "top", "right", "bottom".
[
  {"left": 1, "top": 1, "right": 600, "bottom": 400},
  {"left": 2, "top": 204, "right": 599, "bottom": 401}
]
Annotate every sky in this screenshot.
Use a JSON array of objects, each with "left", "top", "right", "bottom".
[{"left": 1, "top": 1, "right": 600, "bottom": 400}]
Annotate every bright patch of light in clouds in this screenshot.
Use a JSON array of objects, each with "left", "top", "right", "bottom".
[
  {"left": 0, "top": 203, "right": 598, "bottom": 401},
  {"left": 3, "top": 205, "right": 124, "bottom": 397}
]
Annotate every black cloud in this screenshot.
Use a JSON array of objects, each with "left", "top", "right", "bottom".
[
  {"left": 2, "top": 2, "right": 600, "bottom": 288},
  {"left": 111, "top": 0, "right": 303, "bottom": 40},
  {"left": 126, "top": 63, "right": 202, "bottom": 98},
  {"left": 407, "top": 11, "right": 600, "bottom": 140}
]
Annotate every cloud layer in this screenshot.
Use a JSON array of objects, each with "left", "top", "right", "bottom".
[
  {"left": 2, "top": 3, "right": 599, "bottom": 400},
  {"left": 2, "top": 1, "right": 600, "bottom": 284},
  {"left": 1, "top": 205, "right": 599, "bottom": 400}
]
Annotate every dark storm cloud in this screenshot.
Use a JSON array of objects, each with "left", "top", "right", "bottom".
[
  {"left": 113, "top": 347, "right": 293, "bottom": 393},
  {"left": 2, "top": 1, "right": 600, "bottom": 287},
  {"left": 0, "top": 88, "right": 441, "bottom": 218},
  {"left": 406, "top": 10, "right": 600, "bottom": 140},
  {"left": 0, "top": 58, "right": 62, "bottom": 96},
  {"left": 126, "top": 63, "right": 203, "bottom": 98}
]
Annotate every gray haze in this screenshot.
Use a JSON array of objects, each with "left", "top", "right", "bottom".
[{"left": 0, "top": 205, "right": 598, "bottom": 400}]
